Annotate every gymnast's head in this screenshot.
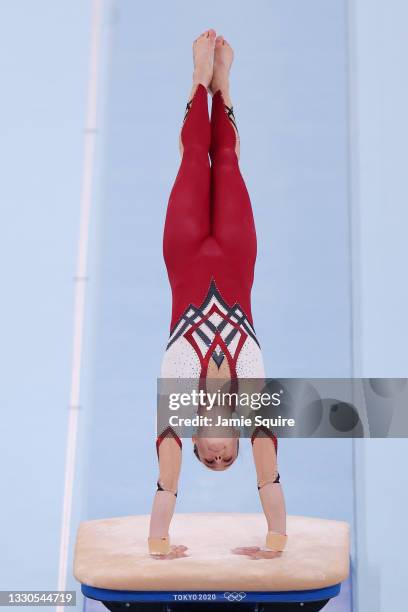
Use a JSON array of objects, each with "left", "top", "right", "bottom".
[{"left": 192, "top": 436, "right": 239, "bottom": 470}]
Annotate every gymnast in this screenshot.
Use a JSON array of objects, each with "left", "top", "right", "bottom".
[{"left": 149, "top": 30, "right": 287, "bottom": 560}]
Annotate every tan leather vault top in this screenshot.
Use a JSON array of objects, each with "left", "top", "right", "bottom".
[{"left": 73, "top": 513, "right": 349, "bottom": 592}]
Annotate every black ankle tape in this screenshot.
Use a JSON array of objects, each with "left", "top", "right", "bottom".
[
  {"left": 183, "top": 100, "right": 193, "bottom": 123},
  {"left": 224, "top": 104, "right": 238, "bottom": 132}
]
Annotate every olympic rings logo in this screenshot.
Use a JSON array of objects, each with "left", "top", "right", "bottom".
[{"left": 223, "top": 592, "right": 247, "bottom": 602}]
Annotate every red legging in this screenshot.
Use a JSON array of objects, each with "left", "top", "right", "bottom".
[{"left": 163, "top": 84, "right": 257, "bottom": 331}]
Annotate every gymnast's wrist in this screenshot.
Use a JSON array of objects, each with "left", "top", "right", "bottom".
[
  {"left": 265, "top": 531, "right": 287, "bottom": 552},
  {"left": 148, "top": 535, "right": 170, "bottom": 555}
]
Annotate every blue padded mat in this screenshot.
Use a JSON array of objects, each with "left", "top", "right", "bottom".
[{"left": 82, "top": 582, "right": 341, "bottom": 603}]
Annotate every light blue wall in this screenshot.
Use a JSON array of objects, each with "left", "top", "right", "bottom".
[
  {"left": 349, "top": 0, "right": 408, "bottom": 610},
  {"left": 0, "top": 0, "right": 91, "bottom": 599},
  {"left": 349, "top": 0, "right": 408, "bottom": 376}
]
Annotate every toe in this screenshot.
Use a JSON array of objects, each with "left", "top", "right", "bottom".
[{"left": 207, "top": 28, "right": 216, "bottom": 39}]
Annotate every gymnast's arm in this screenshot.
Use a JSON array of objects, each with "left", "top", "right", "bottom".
[
  {"left": 251, "top": 431, "right": 287, "bottom": 552},
  {"left": 148, "top": 436, "right": 182, "bottom": 555}
]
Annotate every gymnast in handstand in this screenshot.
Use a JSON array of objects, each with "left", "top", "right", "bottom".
[{"left": 149, "top": 30, "right": 286, "bottom": 559}]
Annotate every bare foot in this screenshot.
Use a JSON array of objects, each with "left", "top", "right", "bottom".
[
  {"left": 210, "top": 36, "right": 239, "bottom": 158},
  {"left": 179, "top": 30, "right": 216, "bottom": 157},
  {"left": 210, "top": 35, "right": 234, "bottom": 100},
  {"left": 151, "top": 545, "right": 189, "bottom": 560},
  {"left": 231, "top": 546, "right": 282, "bottom": 560},
  {"left": 192, "top": 29, "right": 217, "bottom": 90}
]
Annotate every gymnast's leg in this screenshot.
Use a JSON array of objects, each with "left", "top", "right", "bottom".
[
  {"left": 163, "top": 31, "right": 215, "bottom": 286},
  {"left": 209, "top": 37, "right": 257, "bottom": 300}
]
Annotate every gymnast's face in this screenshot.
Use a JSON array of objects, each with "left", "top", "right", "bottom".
[{"left": 192, "top": 437, "right": 239, "bottom": 470}]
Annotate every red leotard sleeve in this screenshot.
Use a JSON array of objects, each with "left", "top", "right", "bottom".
[
  {"left": 156, "top": 426, "right": 182, "bottom": 458},
  {"left": 251, "top": 425, "right": 278, "bottom": 453}
]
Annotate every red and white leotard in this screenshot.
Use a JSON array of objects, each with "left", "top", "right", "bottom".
[{"left": 161, "top": 279, "right": 265, "bottom": 379}]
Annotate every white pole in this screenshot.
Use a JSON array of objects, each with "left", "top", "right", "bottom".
[{"left": 56, "top": 0, "right": 103, "bottom": 607}]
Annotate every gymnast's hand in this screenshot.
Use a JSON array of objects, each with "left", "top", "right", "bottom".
[
  {"left": 151, "top": 545, "right": 189, "bottom": 560},
  {"left": 231, "top": 546, "right": 281, "bottom": 560}
]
